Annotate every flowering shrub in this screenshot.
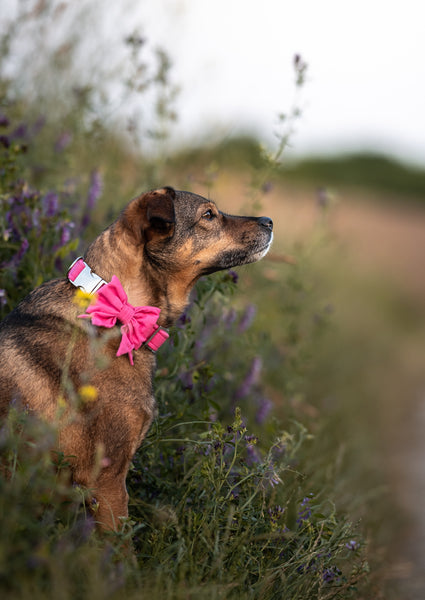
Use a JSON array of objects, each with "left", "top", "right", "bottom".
[
  {"left": 0, "top": 113, "right": 102, "bottom": 317},
  {"left": 0, "top": 112, "right": 369, "bottom": 600},
  {"left": 0, "top": 117, "right": 368, "bottom": 599},
  {"left": 123, "top": 276, "right": 368, "bottom": 598}
]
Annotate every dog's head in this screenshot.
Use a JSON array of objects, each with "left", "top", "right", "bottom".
[{"left": 121, "top": 186, "right": 273, "bottom": 280}]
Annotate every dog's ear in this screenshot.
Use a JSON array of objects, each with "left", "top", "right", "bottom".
[{"left": 122, "top": 187, "right": 176, "bottom": 244}]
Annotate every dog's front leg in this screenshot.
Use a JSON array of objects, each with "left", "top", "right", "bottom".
[{"left": 92, "top": 469, "right": 130, "bottom": 531}]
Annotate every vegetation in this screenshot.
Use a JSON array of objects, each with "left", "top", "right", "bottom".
[
  {"left": 0, "top": 93, "right": 370, "bottom": 599},
  {"left": 281, "top": 152, "right": 425, "bottom": 201},
  {"left": 172, "top": 137, "right": 425, "bottom": 202},
  {"left": 1, "top": 3, "right": 423, "bottom": 599}
]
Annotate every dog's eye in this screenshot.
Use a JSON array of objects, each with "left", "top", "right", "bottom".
[{"left": 202, "top": 209, "right": 215, "bottom": 220}]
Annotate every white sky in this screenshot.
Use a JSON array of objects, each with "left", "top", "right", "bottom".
[
  {"left": 2, "top": 0, "right": 424, "bottom": 165},
  {"left": 135, "top": 0, "right": 425, "bottom": 165}
]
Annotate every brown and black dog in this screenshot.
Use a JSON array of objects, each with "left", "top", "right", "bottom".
[{"left": 0, "top": 186, "right": 273, "bottom": 529}]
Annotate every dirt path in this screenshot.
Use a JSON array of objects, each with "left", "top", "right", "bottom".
[{"left": 389, "top": 396, "right": 425, "bottom": 598}]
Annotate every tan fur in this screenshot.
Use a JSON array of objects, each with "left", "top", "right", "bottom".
[{"left": 0, "top": 187, "right": 273, "bottom": 530}]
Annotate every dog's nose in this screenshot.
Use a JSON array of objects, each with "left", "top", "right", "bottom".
[{"left": 258, "top": 216, "right": 273, "bottom": 231}]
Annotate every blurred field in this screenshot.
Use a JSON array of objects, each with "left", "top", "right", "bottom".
[
  {"left": 188, "top": 172, "right": 425, "bottom": 597},
  {"left": 209, "top": 175, "right": 425, "bottom": 299}
]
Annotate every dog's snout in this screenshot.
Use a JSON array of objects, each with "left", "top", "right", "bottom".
[{"left": 258, "top": 216, "right": 273, "bottom": 231}]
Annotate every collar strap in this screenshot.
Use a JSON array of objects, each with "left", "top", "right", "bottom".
[{"left": 67, "top": 257, "right": 168, "bottom": 354}]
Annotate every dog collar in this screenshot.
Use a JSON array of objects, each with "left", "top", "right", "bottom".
[
  {"left": 67, "top": 257, "right": 169, "bottom": 356},
  {"left": 68, "top": 257, "right": 107, "bottom": 295}
]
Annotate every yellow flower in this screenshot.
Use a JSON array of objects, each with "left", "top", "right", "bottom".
[
  {"left": 78, "top": 385, "right": 98, "bottom": 403},
  {"left": 57, "top": 395, "right": 67, "bottom": 410},
  {"left": 73, "top": 289, "right": 93, "bottom": 310}
]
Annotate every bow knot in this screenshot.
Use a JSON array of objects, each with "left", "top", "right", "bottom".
[
  {"left": 79, "top": 275, "right": 167, "bottom": 365},
  {"left": 117, "top": 303, "right": 135, "bottom": 325}
]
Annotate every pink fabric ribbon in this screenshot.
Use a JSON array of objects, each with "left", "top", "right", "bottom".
[{"left": 79, "top": 275, "right": 166, "bottom": 365}]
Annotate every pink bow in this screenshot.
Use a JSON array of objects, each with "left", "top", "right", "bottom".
[{"left": 79, "top": 275, "right": 165, "bottom": 365}]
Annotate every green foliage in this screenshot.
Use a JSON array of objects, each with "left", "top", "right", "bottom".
[
  {"left": 0, "top": 280, "right": 369, "bottom": 599},
  {"left": 0, "top": 6, "right": 379, "bottom": 599},
  {"left": 0, "top": 185, "right": 365, "bottom": 600},
  {"left": 127, "top": 299, "right": 368, "bottom": 597},
  {"left": 0, "top": 408, "right": 133, "bottom": 600},
  {"left": 0, "top": 118, "right": 368, "bottom": 595}
]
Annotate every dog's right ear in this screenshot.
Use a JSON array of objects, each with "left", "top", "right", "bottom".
[{"left": 122, "top": 187, "right": 176, "bottom": 244}]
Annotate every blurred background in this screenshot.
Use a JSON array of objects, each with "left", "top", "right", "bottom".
[{"left": 1, "top": 1, "right": 425, "bottom": 597}]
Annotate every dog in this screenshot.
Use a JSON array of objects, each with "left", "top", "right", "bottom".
[{"left": 0, "top": 187, "right": 273, "bottom": 530}]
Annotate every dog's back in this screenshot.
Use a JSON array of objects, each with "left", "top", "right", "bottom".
[{"left": 0, "top": 280, "right": 77, "bottom": 415}]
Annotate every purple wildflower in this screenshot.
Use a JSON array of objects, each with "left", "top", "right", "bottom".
[
  {"left": 12, "top": 123, "right": 28, "bottom": 139},
  {"left": 16, "top": 238, "right": 29, "bottom": 261},
  {"left": 345, "top": 540, "right": 360, "bottom": 551},
  {"left": 177, "top": 311, "right": 191, "bottom": 327},
  {"left": 259, "top": 458, "right": 282, "bottom": 489},
  {"left": 255, "top": 396, "right": 272, "bottom": 425},
  {"left": 42, "top": 192, "right": 59, "bottom": 217},
  {"left": 31, "top": 208, "right": 41, "bottom": 230},
  {"left": 60, "top": 222, "right": 75, "bottom": 245},
  {"left": 2, "top": 237, "right": 30, "bottom": 272},
  {"left": 297, "top": 496, "right": 312, "bottom": 526},
  {"left": 179, "top": 370, "right": 193, "bottom": 390},
  {"left": 262, "top": 181, "right": 273, "bottom": 194},
  {"left": 54, "top": 131, "right": 72, "bottom": 153},
  {"left": 246, "top": 443, "right": 261, "bottom": 465},
  {"left": 238, "top": 304, "right": 256, "bottom": 333},
  {"left": 245, "top": 434, "right": 258, "bottom": 445},
  {"left": 31, "top": 116, "right": 46, "bottom": 137},
  {"left": 317, "top": 187, "right": 329, "bottom": 209},
  {"left": 0, "top": 135, "right": 10, "bottom": 148},
  {"left": 265, "top": 469, "right": 281, "bottom": 488},
  {"left": 81, "top": 169, "right": 103, "bottom": 228},
  {"left": 234, "top": 356, "right": 262, "bottom": 400},
  {"left": 322, "top": 566, "right": 341, "bottom": 584},
  {"left": 87, "top": 169, "right": 103, "bottom": 210},
  {"left": 70, "top": 515, "right": 96, "bottom": 546},
  {"left": 0, "top": 114, "right": 10, "bottom": 128},
  {"left": 271, "top": 441, "right": 286, "bottom": 458},
  {"left": 227, "top": 270, "right": 239, "bottom": 284},
  {"left": 0, "top": 289, "right": 7, "bottom": 307},
  {"left": 268, "top": 505, "right": 285, "bottom": 524},
  {"left": 224, "top": 307, "right": 237, "bottom": 326}
]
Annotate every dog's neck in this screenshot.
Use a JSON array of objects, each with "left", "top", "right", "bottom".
[{"left": 82, "top": 226, "right": 189, "bottom": 328}]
